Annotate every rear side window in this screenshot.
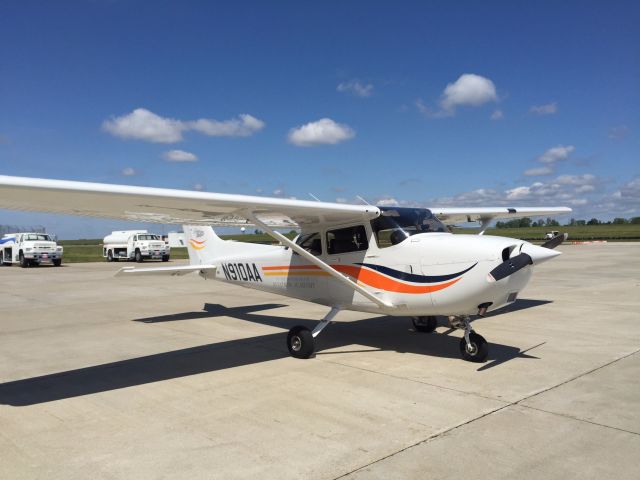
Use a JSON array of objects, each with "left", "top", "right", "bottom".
[{"left": 327, "top": 225, "right": 368, "bottom": 254}]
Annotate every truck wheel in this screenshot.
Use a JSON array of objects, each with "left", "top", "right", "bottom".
[
  {"left": 53, "top": 259, "right": 62, "bottom": 267},
  {"left": 19, "top": 252, "right": 28, "bottom": 268},
  {"left": 135, "top": 250, "right": 143, "bottom": 263},
  {"left": 107, "top": 250, "right": 114, "bottom": 262},
  {"left": 162, "top": 255, "right": 169, "bottom": 262}
]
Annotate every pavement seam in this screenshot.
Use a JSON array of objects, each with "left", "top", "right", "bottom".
[
  {"left": 332, "top": 403, "right": 512, "bottom": 480},
  {"left": 514, "top": 347, "right": 640, "bottom": 405},
  {"left": 518, "top": 404, "right": 640, "bottom": 436},
  {"left": 331, "top": 347, "right": 640, "bottom": 479}
]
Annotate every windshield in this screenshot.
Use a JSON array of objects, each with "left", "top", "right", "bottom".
[
  {"left": 371, "top": 207, "right": 447, "bottom": 248},
  {"left": 23, "top": 234, "right": 52, "bottom": 241},
  {"left": 138, "top": 234, "right": 160, "bottom": 241}
]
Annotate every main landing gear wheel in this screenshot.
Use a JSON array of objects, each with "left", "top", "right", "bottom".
[
  {"left": 459, "top": 332, "right": 488, "bottom": 362},
  {"left": 412, "top": 316, "right": 438, "bottom": 333},
  {"left": 287, "top": 326, "right": 315, "bottom": 359}
]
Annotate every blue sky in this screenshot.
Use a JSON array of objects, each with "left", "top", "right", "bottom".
[{"left": 1, "top": 1, "right": 638, "bottom": 238}]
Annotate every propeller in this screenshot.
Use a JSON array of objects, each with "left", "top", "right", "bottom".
[
  {"left": 487, "top": 237, "right": 565, "bottom": 283},
  {"left": 487, "top": 252, "right": 532, "bottom": 282},
  {"left": 541, "top": 232, "right": 568, "bottom": 250}
]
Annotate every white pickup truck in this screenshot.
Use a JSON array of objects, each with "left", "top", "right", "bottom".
[
  {"left": 0, "top": 232, "right": 63, "bottom": 267},
  {"left": 103, "top": 230, "right": 170, "bottom": 262}
]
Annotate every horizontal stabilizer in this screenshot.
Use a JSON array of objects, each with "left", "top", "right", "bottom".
[{"left": 115, "top": 264, "right": 217, "bottom": 277}]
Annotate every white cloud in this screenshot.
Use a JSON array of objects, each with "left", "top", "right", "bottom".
[
  {"left": 524, "top": 166, "right": 554, "bottom": 176},
  {"left": 121, "top": 167, "right": 137, "bottom": 176},
  {"left": 538, "top": 145, "right": 575, "bottom": 164},
  {"left": 103, "top": 108, "right": 186, "bottom": 143},
  {"left": 188, "top": 114, "right": 265, "bottom": 137},
  {"left": 337, "top": 80, "right": 374, "bottom": 98},
  {"left": 530, "top": 102, "right": 558, "bottom": 115},
  {"left": 163, "top": 149, "right": 198, "bottom": 162},
  {"left": 193, "top": 183, "right": 205, "bottom": 191},
  {"left": 375, "top": 197, "right": 400, "bottom": 206},
  {"left": 524, "top": 145, "right": 576, "bottom": 177},
  {"left": 288, "top": 118, "right": 355, "bottom": 147},
  {"left": 608, "top": 125, "right": 629, "bottom": 140},
  {"left": 491, "top": 109, "right": 504, "bottom": 120},
  {"left": 417, "top": 74, "right": 498, "bottom": 117},
  {"left": 555, "top": 174, "right": 596, "bottom": 185},
  {"left": 440, "top": 74, "right": 498, "bottom": 115},
  {"left": 103, "top": 108, "right": 265, "bottom": 143},
  {"left": 430, "top": 174, "right": 603, "bottom": 216}
]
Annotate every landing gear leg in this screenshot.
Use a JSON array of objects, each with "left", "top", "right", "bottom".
[
  {"left": 450, "top": 316, "right": 488, "bottom": 363},
  {"left": 287, "top": 307, "right": 340, "bottom": 359}
]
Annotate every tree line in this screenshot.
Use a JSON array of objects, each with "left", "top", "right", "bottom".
[{"left": 495, "top": 217, "right": 640, "bottom": 228}]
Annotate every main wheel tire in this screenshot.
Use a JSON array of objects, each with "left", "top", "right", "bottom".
[
  {"left": 53, "top": 259, "right": 62, "bottom": 267},
  {"left": 135, "top": 250, "right": 143, "bottom": 263},
  {"left": 459, "top": 332, "right": 488, "bottom": 362},
  {"left": 19, "top": 252, "right": 28, "bottom": 268},
  {"left": 287, "top": 326, "right": 315, "bottom": 359},
  {"left": 162, "top": 255, "right": 169, "bottom": 262},
  {"left": 412, "top": 316, "right": 438, "bottom": 333}
]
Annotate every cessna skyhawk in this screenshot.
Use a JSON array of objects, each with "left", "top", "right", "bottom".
[{"left": 0, "top": 175, "right": 570, "bottom": 362}]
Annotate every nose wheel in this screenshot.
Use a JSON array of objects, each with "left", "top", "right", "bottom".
[
  {"left": 450, "top": 316, "right": 489, "bottom": 362},
  {"left": 459, "top": 331, "right": 488, "bottom": 362}
]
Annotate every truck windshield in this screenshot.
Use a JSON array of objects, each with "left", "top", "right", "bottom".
[
  {"left": 137, "top": 235, "right": 160, "bottom": 240},
  {"left": 371, "top": 207, "right": 448, "bottom": 248},
  {"left": 23, "top": 234, "right": 52, "bottom": 241}
]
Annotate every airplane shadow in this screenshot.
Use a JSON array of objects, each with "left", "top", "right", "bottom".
[{"left": 0, "top": 300, "right": 548, "bottom": 406}]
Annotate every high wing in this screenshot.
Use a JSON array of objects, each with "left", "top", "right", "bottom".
[
  {"left": 0, "top": 175, "right": 379, "bottom": 228},
  {"left": 430, "top": 207, "right": 572, "bottom": 224}
]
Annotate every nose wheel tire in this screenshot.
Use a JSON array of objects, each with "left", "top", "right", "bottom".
[
  {"left": 287, "top": 326, "right": 315, "bottom": 359},
  {"left": 459, "top": 332, "right": 488, "bottom": 362},
  {"left": 412, "top": 316, "right": 438, "bottom": 333}
]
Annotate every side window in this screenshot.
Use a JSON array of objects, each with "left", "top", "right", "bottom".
[
  {"left": 296, "top": 233, "right": 322, "bottom": 256},
  {"left": 327, "top": 225, "right": 369, "bottom": 255}
]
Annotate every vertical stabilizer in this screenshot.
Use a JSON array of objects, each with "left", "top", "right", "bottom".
[{"left": 183, "top": 225, "right": 225, "bottom": 265}]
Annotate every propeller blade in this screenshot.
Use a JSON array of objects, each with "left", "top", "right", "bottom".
[
  {"left": 487, "top": 252, "right": 532, "bottom": 282},
  {"left": 541, "top": 232, "right": 568, "bottom": 250}
]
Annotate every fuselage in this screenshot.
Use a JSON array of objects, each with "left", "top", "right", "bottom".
[{"left": 204, "top": 231, "right": 535, "bottom": 317}]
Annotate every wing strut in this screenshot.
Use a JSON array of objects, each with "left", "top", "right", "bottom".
[{"left": 250, "top": 214, "right": 393, "bottom": 309}]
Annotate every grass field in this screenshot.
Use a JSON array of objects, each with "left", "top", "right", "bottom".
[{"left": 56, "top": 225, "right": 640, "bottom": 263}]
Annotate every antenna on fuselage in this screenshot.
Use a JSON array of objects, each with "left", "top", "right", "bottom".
[{"left": 356, "top": 195, "right": 372, "bottom": 206}]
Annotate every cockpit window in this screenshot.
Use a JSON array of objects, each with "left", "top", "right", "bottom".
[
  {"left": 295, "top": 232, "right": 322, "bottom": 256},
  {"left": 371, "top": 207, "right": 447, "bottom": 248}
]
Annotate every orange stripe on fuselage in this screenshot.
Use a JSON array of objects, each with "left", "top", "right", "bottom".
[{"left": 261, "top": 264, "right": 462, "bottom": 294}]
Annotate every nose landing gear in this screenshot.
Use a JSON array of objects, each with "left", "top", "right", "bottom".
[{"left": 450, "top": 316, "right": 488, "bottom": 362}]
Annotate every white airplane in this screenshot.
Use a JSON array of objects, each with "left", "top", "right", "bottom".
[{"left": 0, "top": 175, "right": 571, "bottom": 362}]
